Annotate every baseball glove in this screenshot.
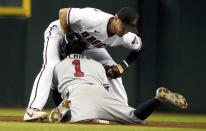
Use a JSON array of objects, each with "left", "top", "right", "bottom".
[
  {"left": 104, "top": 65, "right": 122, "bottom": 79},
  {"left": 104, "top": 60, "right": 129, "bottom": 79}
]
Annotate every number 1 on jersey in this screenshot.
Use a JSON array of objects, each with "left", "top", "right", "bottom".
[{"left": 72, "top": 60, "right": 84, "bottom": 77}]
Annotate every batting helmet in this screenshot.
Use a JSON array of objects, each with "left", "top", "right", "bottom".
[{"left": 59, "top": 32, "right": 88, "bottom": 60}]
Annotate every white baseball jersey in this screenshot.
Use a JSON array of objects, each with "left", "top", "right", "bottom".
[
  {"left": 67, "top": 7, "right": 142, "bottom": 49},
  {"left": 52, "top": 54, "right": 144, "bottom": 124},
  {"left": 26, "top": 7, "right": 142, "bottom": 111}
]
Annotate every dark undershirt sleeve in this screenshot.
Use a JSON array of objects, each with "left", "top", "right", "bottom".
[{"left": 125, "top": 48, "right": 143, "bottom": 66}]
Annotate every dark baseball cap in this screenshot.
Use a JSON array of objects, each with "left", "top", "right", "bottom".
[{"left": 117, "top": 7, "right": 139, "bottom": 34}]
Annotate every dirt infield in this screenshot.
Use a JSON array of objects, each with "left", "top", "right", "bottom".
[{"left": 0, "top": 116, "right": 206, "bottom": 129}]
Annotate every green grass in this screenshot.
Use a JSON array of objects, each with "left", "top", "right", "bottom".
[
  {"left": 0, "top": 108, "right": 26, "bottom": 117},
  {"left": 0, "top": 122, "right": 205, "bottom": 131},
  {"left": 147, "top": 112, "right": 206, "bottom": 123},
  {"left": 0, "top": 121, "right": 204, "bottom": 131},
  {"left": 0, "top": 108, "right": 206, "bottom": 131}
]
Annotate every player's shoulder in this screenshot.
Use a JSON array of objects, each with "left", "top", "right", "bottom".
[
  {"left": 70, "top": 7, "right": 96, "bottom": 15},
  {"left": 71, "top": 7, "right": 112, "bottom": 18},
  {"left": 71, "top": 7, "right": 104, "bottom": 13}
]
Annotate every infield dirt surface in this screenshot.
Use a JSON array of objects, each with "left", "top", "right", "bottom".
[{"left": 0, "top": 116, "right": 206, "bottom": 129}]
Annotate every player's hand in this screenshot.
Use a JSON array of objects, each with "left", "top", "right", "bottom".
[
  {"left": 104, "top": 65, "right": 121, "bottom": 79},
  {"left": 104, "top": 64, "right": 125, "bottom": 79},
  {"left": 104, "top": 60, "right": 129, "bottom": 79}
]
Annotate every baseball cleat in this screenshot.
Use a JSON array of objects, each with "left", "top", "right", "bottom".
[
  {"left": 49, "top": 99, "right": 71, "bottom": 123},
  {"left": 155, "top": 87, "right": 188, "bottom": 109},
  {"left": 23, "top": 108, "right": 48, "bottom": 121}
]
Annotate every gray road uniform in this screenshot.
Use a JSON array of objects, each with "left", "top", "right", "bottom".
[{"left": 52, "top": 54, "right": 144, "bottom": 124}]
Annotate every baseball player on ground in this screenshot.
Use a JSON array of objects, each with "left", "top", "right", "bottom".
[
  {"left": 24, "top": 7, "right": 143, "bottom": 121},
  {"left": 48, "top": 32, "right": 188, "bottom": 124}
]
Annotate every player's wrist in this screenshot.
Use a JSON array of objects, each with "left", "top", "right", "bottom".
[
  {"left": 117, "top": 64, "right": 124, "bottom": 73},
  {"left": 122, "top": 60, "right": 129, "bottom": 68},
  {"left": 119, "top": 60, "right": 129, "bottom": 72}
]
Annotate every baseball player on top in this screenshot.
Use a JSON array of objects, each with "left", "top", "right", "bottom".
[
  {"left": 48, "top": 32, "right": 188, "bottom": 124},
  {"left": 24, "top": 7, "right": 143, "bottom": 121}
]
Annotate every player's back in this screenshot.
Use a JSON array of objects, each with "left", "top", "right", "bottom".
[{"left": 53, "top": 54, "right": 107, "bottom": 94}]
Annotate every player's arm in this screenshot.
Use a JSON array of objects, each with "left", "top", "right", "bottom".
[
  {"left": 104, "top": 33, "right": 143, "bottom": 78},
  {"left": 118, "top": 32, "right": 143, "bottom": 73},
  {"left": 121, "top": 48, "right": 143, "bottom": 68},
  {"left": 106, "top": 48, "right": 143, "bottom": 77},
  {"left": 59, "top": 8, "right": 70, "bottom": 35}
]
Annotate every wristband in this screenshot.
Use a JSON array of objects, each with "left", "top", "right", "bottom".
[{"left": 121, "top": 60, "right": 129, "bottom": 69}]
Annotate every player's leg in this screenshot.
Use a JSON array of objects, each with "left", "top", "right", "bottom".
[
  {"left": 84, "top": 48, "right": 128, "bottom": 105},
  {"left": 49, "top": 86, "right": 188, "bottom": 124},
  {"left": 98, "top": 87, "right": 188, "bottom": 124},
  {"left": 24, "top": 21, "right": 62, "bottom": 121},
  {"left": 108, "top": 78, "right": 128, "bottom": 105},
  {"left": 134, "top": 87, "right": 188, "bottom": 121},
  {"left": 133, "top": 97, "right": 160, "bottom": 120},
  {"left": 49, "top": 85, "right": 151, "bottom": 124},
  {"left": 155, "top": 87, "right": 188, "bottom": 109},
  {"left": 49, "top": 84, "right": 103, "bottom": 123},
  {"left": 97, "top": 88, "right": 145, "bottom": 124},
  {"left": 49, "top": 85, "right": 155, "bottom": 124}
]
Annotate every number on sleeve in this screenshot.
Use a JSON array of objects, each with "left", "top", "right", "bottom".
[{"left": 72, "top": 60, "right": 84, "bottom": 77}]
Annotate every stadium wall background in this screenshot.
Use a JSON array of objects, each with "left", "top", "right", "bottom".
[{"left": 0, "top": 0, "right": 205, "bottom": 113}]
